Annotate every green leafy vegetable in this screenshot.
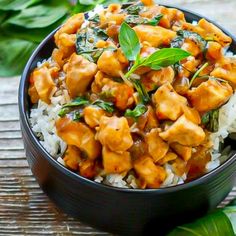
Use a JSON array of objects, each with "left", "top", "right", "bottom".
[
  {"left": 171, "top": 30, "right": 207, "bottom": 51},
  {"left": 131, "top": 79, "right": 150, "bottom": 104},
  {"left": 125, "top": 14, "right": 163, "bottom": 26},
  {"left": 119, "top": 22, "right": 140, "bottom": 61},
  {"left": 6, "top": 5, "right": 68, "bottom": 29},
  {"left": 58, "top": 107, "right": 70, "bottom": 117},
  {"left": 167, "top": 210, "right": 235, "bottom": 236},
  {"left": 0, "top": 0, "right": 42, "bottom": 11},
  {"left": 63, "top": 97, "right": 89, "bottom": 108},
  {"left": 189, "top": 62, "right": 209, "bottom": 87},
  {"left": 125, "top": 104, "right": 147, "bottom": 118},
  {"left": 0, "top": 37, "right": 37, "bottom": 77},
  {"left": 73, "top": 110, "right": 83, "bottom": 121},
  {"left": 125, "top": 3, "right": 144, "bottom": 15},
  {"left": 93, "top": 100, "right": 114, "bottom": 113},
  {"left": 148, "top": 14, "right": 163, "bottom": 26},
  {"left": 88, "top": 13, "right": 100, "bottom": 23},
  {"left": 201, "top": 109, "right": 219, "bottom": 132}
]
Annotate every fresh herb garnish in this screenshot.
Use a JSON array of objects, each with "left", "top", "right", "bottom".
[
  {"left": 88, "top": 13, "right": 100, "bottom": 23},
  {"left": 63, "top": 97, "right": 89, "bottom": 108},
  {"left": 131, "top": 79, "right": 150, "bottom": 104},
  {"left": 93, "top": 100, "right": 114, "bottom": 113},
  {"left": 189, "top": 62, "right": 209, "bottom": 87},
  {"left": 125, "top": 104, "right": 147, "bottom": 119},
  {"left": 73, "top": 110, "right": 83, "bottom": 121},
  {"left": 201, "top": 109, "right": 219, "bottom": 132},
  {"left": 58, "top": 107, "right": 70, "bottom": 118},
  {"left": 125, "top": 14, "right": 163, "bottom": 26},
  {"left": 126, "top": 3, "right": 144, "bottom": 15},
  {"left": 148, "top": 14, "right": 163, "bottom": 26}
]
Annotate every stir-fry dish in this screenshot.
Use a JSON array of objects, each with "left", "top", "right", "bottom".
[{"left": 29, "top": 0, "right": 236, "bottom": 189}]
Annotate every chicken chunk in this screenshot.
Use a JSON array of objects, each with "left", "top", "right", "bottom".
[
  {"left": 65, "top": 53, "right": 98, "bottom": 98},
  {"left": 142, "top": 66, "right": 175, "bottom": 91},
  {"left": 211, "top": 57, "right": 236, "bottom": 87},
  {"left": 30, "top": 67, "right": 56, "bottom": 104},
  {"left": 79, "top": 159, "right": 96, "bottom": 179},
  {"left": 102, "top": 146, "right": 132, "bottom": 174},
  {"left": 97, "top": 116, "right": 133, "bottom": 153},
  {"left": 187, "top": 79, "right": 233, "bottom": 113},
  {"left": 170, "top": 143, "right": 192, "bottom": 161},
  {"left": 206, "top": 41, "right": 222, "bottom": 61},
  {"left": 159, "top": 115, "right": 205, "bottom": 146},
  {"left": 145, "top": 128, "right": 169, "bottom": 162},
  {"left": 84, "top": 106, "right": 106, "bottom": 128},
  {"left": 182, "top": 18, "right": 232, "bottom": 47},
  {"left": 134, "top": 156, "right": 166, "bottom": 188},
  {"left": 63, "top": 145, "right": 81, "bottom": 170},
  {"left": 55, "top": 13, "right": 84, "bottom": 47},
  {"left": 97, "top": 49, "right": 128, "bottom": 77},
  {"left": 56, "top": 117, "right": 101, "bottom": 160},
  {"left": 152, "top": 83, "right": 187, "bottom": 120},
  {"left": 133, "top": 25, "right": 176, "bottom": 47},
  {"left": 158, "top": 152, "right": 178, "bottom": 165}
]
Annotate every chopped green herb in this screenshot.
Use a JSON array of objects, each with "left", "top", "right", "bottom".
[
  {"left": 148, "top": 14, "right": 163, "bottom": 26},
  {"left": 73, "top": 110, "right": 83, "bottom": 121},
  {"left": 131, "top": 79, "right": 150, "bottom": 104},
  {"left": 125, "top": 14, "right": 163, "bottom": 26},
  {"left": 93, "top": 100, "right": 114, "bottom": 113},
  {"left": 201, "top": 109, "right": 219, "bottom": 132},
  {"left": 63, "top": 97, "right": 89, "bottom": 108},
  {"left": 58, "top": 107, "right": 70, "bottom": 117},
  {"left": 126, "top": 3, "right": 144, "bottom": 15},
  {"left": 125, "top": 104, "right": 147, "bottom": 119},
  {"left": 189, "top": 62, "right": 209, "bottom": 87}
]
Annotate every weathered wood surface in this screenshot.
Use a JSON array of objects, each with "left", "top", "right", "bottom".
[{"left": 1, "top": 1, "right": 236, "bottom": 235}]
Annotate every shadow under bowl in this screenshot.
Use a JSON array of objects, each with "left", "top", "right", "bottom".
[{"left": 19, "top": 3, "right": 236, "bottom": 236}]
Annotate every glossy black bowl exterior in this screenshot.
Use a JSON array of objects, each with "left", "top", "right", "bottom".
[{"left": 19, "top": 4, "right": 236, "bottom": 236}]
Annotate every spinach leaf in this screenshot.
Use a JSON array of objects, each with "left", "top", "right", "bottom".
[
  {"left": 63, "top": 97, "right": 89, "bottom": 108},
  {"left": 6, "top": 5, "right": 68, "bottom": 29},
  {"left": 93, "top": 100, "right": 114, "bottom": 113},
  {"left": 125, "top": 14, "right": 163, "bottom": 26},
  {"left": 189, "top": 62, "right": 209, "bottom": 87},
  {"left": 73, "top": 110, "right": 83, "bottom": 121},
  {"left": 0, "top": 37, "right": 37, "bottom": 77},
  {"left": 167, "top": 210, "right": 234, "bottom": 236},
  {"left": 201, "top": 109, "right": 219, "bottom": 132},
  {"left": 58, "top": 107, "right": 71, "bottom": 117},
  {"left": 148, "top": 14, "right": 163, "bottom": 26},
  {"left": 125, "top": 104, "right": 147, "bottom": 118},
  {"left": 76, "top": 27, "right": 109, "bottom": 62},
  {"left": 171, "top": 30, "right": 207, "bottom": 51},
  {"left": 119, "top": 22, "right": 140, "bottom": 61},
  {"left": 131, "top": 79, "right": 150, "bottom": 104},
  {"left": 126, "top": 3, "right": 144, "bottom": 15},
  {"left": 0, "top": 0, "right": 42, "bottom": 11}
]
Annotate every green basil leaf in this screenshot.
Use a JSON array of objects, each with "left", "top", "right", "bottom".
[
  {"left": 201, "top": 109, "right": 219, "bottom": 132},
  {"left": 119, "top": 22, "right": 140, "bottom": 61},
  {"left": 58, "top": 107, "right": 71, "bottom": 117},
  {"left": 125, "top": 15, "right": 149, "bottom": 25},
  {"left": 148, "top": 14, "right": 163, "bottom": 26},
  {"left": 125, "top": 104, "right": 147, "bottom": 118},
  {"left": 63, "top": 97, "right": 89, "bottom": 108},
  {"left": 0, "top": 37, "right": 37, "bottom": 77},
  {"left": 131, "top": 79, "right": 150, "bottom": 104},
  {"left": 0, "top": 11, "right": 8, "bottom": 25},
  {"left": 167, "top": 211, "right": 234, "bottom": 236},
  {"left": 0, "top": 0, "right": 42, "bottom": 11},
  {"left": 143, "top": 48, "right": 191, "bottom": 69},
  {"left": 6, "top": 5, "right": 67, "bottom": 28},
  {"left": 93, "top": 100, "right": 114, "bottom": 113},
  {"left": 125, "top": 3, "right": 144, "bottom": 15}
]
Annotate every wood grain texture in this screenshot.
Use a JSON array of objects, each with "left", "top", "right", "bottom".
[{"left": 1, "top": 1, "right": 236, "bottom": 235}]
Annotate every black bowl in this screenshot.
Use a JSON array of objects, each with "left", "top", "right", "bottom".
[{"left": 19, "top": 4, "right": 236, "bottom": 236}]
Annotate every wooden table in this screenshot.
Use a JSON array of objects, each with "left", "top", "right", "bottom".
[{"left": 1, "top": 0, "right": 236, "bottom": 235}]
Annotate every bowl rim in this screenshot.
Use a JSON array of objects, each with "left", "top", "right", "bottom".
[{"left": 19, "top": 2, "right": 236, "bottom": 194}]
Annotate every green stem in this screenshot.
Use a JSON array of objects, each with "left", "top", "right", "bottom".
[{"left": 189, "top": 62, "right": 209, "bottom": 87}]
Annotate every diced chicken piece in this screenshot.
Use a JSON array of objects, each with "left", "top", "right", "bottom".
[
  {"left": 102, "top": 146, "right": 132, "bottom": 174},
  {"left": 133, "top": 25, "right": 176, "bottom": 47},
  {"left": 182, "top": 18, "right": 232, "bottom": 47},
  {"left": 181, "top": 38, "right": 201, "bottom": 57},
  {"left": 179, "top": 56, "right": 201, "bottom": 78},
  {"left": 211, "top": 57, "right": 236, "bottom": 87},
  {"left": 79, "top": 159, "right": 96, "bottom": 179},
  {"left": 206, "top": 41, "right": 222, "bottom": 60},
  {"left": 158, "top": 152, "right": 178, "bottom": 165},
  {"left": 30, "top": 67, "right": 56, "bottom": 104},
  {"left": 28, "top": 84, "right": 39, "bottom": 104},
  {"left": 152, "top": 83, "right": 187, "bottom": 120},
  {"left": 172, "top": 158, "right": 188, "bottom": 177},
  {"left": 142, "top": 66, "right": 175, "bottom": 91},
  {"left": 181, "top": 106, "right": 201, "bottom": 125},
  {"left": 65, "top": 53, "right": 98, "bottom": 98},
  {"left": 84, "top": 106, "right": 106, "bottom": 128},
  {"left": 134, "top": 156, "right": 166, "bottom": 188},
  {"left": 97, "top": 49, "right": 128, "bottom": 77},
  {"left": 159, "top": 115, "right": 205, "bottom": 146},
  {"left": 97, "top": 116, "right": 133, "bottom": 153},
  {"left": 187, "top": 79, "right": 233, "bottom": 112},
  {"left": 141, "top": 0, "right": 154, "bottom": 6},
  {"left": 63, "top": 145, "right": 81, "bottom": 170},
  {"left": 55, "top": 13, "right": 84, "bottom": 47},
  {"left": 170, "top": 143, "right": 192, "bottom": 161},
  {"left": 92, "top": 71, "right": 134, "bottom": 110},
  {"left": 56, "top": 117, "right": 101, "bottom": 160},
  {"left": 145, "top": 128, "right": 169, "bottom": 162}
]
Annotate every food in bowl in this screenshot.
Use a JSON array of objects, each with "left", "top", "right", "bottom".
[{"left": 28, "top": 0, "right": 236, "bottom": 189}]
